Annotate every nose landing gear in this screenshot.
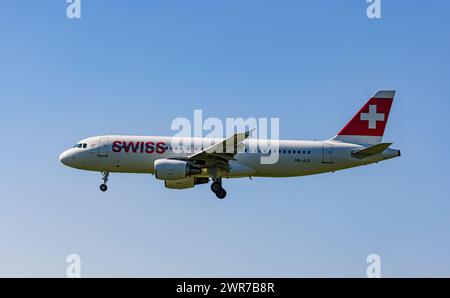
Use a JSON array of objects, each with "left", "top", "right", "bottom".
[
  {"left": 100, "top": 171, "right": 109, "bottom": 192},
  {"left": 211, "top": 178, "right": 227, "bottom": 199}
]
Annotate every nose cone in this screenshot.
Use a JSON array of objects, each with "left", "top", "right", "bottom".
[{"left": 59, "top": 150, "right": 75, "bottom": 167}]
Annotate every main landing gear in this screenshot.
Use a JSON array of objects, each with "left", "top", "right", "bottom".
[
  {"left": 100, "top": 171, "right": 109, "bottom": 192},
  {"left": 211, "top": 178, "right": 226, "bottom": 199}
]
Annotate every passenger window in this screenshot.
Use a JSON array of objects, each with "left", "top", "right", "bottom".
[{"left": 308, "top": 151, "right": 311, "bottom": 154}]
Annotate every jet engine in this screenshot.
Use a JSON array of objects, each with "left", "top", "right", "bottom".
[{"left": 154, "top": 159, "right": 202, "bottom": 181}]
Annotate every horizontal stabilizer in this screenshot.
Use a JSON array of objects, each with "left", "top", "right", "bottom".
[{"left": 352, "top": 143, "right": 392, "bottom": 159}]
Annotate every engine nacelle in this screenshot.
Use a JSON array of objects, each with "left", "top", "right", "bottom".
[
  {"left": 164, "top": 177, "right": 195, "bottom": 189},
  {"left": 164, "top": 177, "right": 209, "bottom": 190},
  {"left": 154, "top": 159, "right": 201, "bottom": 181}
]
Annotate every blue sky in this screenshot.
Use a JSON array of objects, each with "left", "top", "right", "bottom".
[{"left": 1, "top": 0, "right": 450, "bottom": 277}]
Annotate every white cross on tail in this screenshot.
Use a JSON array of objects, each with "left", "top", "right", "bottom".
[{"left": 360, "top": 105, "right": 385, "bottom": 129}]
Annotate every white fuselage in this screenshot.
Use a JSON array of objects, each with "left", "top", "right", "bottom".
[{"left": 59, "top": 135, "right": 400, "bottom": 178}]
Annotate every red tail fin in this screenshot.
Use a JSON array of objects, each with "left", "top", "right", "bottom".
[{"left": 333, "top": 90, "right": 395, "bottom": 145}]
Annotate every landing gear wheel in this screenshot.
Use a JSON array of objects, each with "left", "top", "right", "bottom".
[
  {"left": 100, "top": 184, "right": 108, "bottom": 192},
  {"left": 215, "top": 188, "right": 227, "bottom": 199},
  {"left": 211, "top": 182, "right": 221, "bottom": 193},
  {"left": 100, "top": 171, "right": 109, "bottom": 192}
]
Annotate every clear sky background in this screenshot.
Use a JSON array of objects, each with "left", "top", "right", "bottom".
[{"left": 1, "top": 1, "right": 450, "bottom": 277}]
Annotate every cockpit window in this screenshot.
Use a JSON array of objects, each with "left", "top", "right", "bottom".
[
  {"left": 73, "top": 143, "right": 87, "bottom": 148},
  {"left": 83, "top": 143, "right": 87, "bottom": 148}
]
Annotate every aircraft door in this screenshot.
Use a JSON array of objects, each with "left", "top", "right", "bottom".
[
  {"left": 98, "top": 137, "right": 109, "bottom": 157},
  {"left": 322, "top": 143, "right": 333, "bottom": 164}
]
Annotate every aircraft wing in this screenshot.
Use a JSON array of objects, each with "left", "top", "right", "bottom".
[{"left": 186, "top": 130, "right": 252, "bottom": 169}]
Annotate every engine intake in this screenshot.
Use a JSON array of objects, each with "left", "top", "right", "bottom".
[{"left": 154, "top": 159, "right": 202, "bottom": 181}]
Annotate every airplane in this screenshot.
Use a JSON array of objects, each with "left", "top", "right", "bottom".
[{"left": 59, "top": 90, "right": 400, "bottom": 199}]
